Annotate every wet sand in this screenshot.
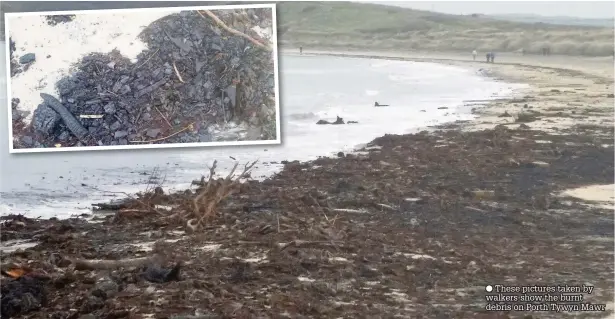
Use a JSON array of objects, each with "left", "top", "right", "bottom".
[{"left": 1, "top": 52, "right": 613, "bottom": 318}]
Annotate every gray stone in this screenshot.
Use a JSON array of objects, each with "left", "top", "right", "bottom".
[
  {"left": 21, "top": 135, "right": 33, "bottom": 146},
  {"left": 114, "top": 130, "right": 128, "bottom": 139},
  {"left": 142, "top": 113, "right": 152, "bottom": 121},
  {"left": 19, "top": 110, "right": 31, "bottom": 119},
  {"left": 58, "top": 131, "right": 70, "bottom": 141},
  {"left": 103, "top": 102, "right": 116, "bottom": 114},
  {"left": 93, "top": 277, "right": 119, "bottom": 299},
  {"left": 110, "top": 121, "right": 121, "bottom": 131},
  {"left": 199, "top": 133, "right": 212, "bottom": 143},
  {"left": 225, "top": 85, "right": 237, "bottom": 107},
  {"left": 32, "top": 104, "right": 61, "bottom": 135},
  {"left": 67, "top": 98, "right": 75, "bottom": 103},
  {"left": 19, "top": 53, "right": 36, "bottom": 64},
  {"left": 146, "top": 129, "right": 161, "bottom": 138},
  {"left": 119, "top": 138, "right": 128, "bottom": 145},
  {"left": 120, "top": 85, "right": 131, "bottom": 95}
]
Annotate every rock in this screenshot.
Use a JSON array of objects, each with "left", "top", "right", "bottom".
[
  {"left": 199, "top": 133, "right": 212, "bottom": 142},
  {"left": 438, "top": 107, "right": 448, "bottom": 110},
  {"left": 347, "top": 121, "right": 358, "bottom": 124},
  {"left": 146, "top": 129, "right": 161, "bottom": 138},
  {"left": 19, "top": 53, "right": 36, "bottom": 64},
  {"left": 11, "top": 98, "right": 20, "bottom": 109},
  {"left": 142, "top": 113, "right": 152, "bottom": 121},
  {"left": 91, "top": 277, "right": 119, "bottom": 299},
  {"left": 120, "top": 84, "right": 131, "bottom": 95},
  {"left": 225, "top": 85, "right": 237, "bottom": 107},
  {"left": 103, "top": 102, "right": 116, "bottom": 114},
  {"left": 141, "top": 262, "right": 181, "bottom": 283},
  {"left": 67, "top": 98, "right": 75, "bottom": 103},
  {"left": 80, "top": 295, "right": 104, "bottom": 313},
  {"left": 114, "top": 131, "right": 128, "bottom": 139},
  {"left": 58, "top": 131, "right": 70, "bottom": 141},
  {"left": 32, "top": 104, "right": 61, "bottom": 135},
  {"left": 110, "top": 121, "right": 121, "bottom": 131},
  {"left": 607, "top": 93, "right": 614, "bottom": 98},
  {"left": 123, "top": 284, "right": 139, "bottom": 294},
  {"left": 316, "top": 120, "right": 330, "bottom": 125},
  {"left": 119, "top": 139, "right": 128, "bottom": 145},
  {"left": 21, "top": 135, "right": 33, "bottom": 146},
  {"left": 337, "top": 152, "right": 345, "bottom": 158},
  {"left": 11, "top": 111, "right": 21, "bottom": 121},
  {"left": 332, "top": 116, "right": 345, "bottom": 125}
]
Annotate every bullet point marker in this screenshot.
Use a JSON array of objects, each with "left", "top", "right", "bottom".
[{"left": 486, "top": 285, "right": 493, "bottom": 292}]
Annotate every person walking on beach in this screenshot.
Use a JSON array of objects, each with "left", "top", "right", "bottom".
[
  {"left": 490, "top": 51, "right": 496, "bottom": 63},
  {"left": 472, "top": 49, "right": 477, "bottom": 61},
  {"left": 486, "top": 52, "right": 491, "bottom": 63},
  {"left": 299, "top": 46, "right": 303, "bottom": 55}
]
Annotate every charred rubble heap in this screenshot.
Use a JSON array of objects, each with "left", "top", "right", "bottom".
[{"left": 23, "top": 9, "right": 275, "bottom": 148}]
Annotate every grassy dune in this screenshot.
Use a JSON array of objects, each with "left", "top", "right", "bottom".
[
  {"left": 277, "top": 1, "right": 615, "bottom": 57},
  {"left": 1, "top": 1, "right": 613, "bottom": 57}
]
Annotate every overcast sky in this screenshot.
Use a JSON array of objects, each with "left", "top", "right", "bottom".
[{"left": 364, "top": 1, "right": 615, "bottom": 19}]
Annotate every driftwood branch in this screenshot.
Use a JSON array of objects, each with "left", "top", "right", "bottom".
[
  {"left": 190, "top": 160, "right": 258, "bottom": 228},
  {"left": 197, "top": 10, "right": 271, "bottom": 52},
  {"left": 73, "top": 256, "right": 153, "bottom": 270}
]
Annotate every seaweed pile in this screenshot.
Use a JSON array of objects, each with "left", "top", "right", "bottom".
[
  {"left": 14, "top": 8, "right": 276, "bottom": 149},
  {"left": 2, "top": 125, "right": 613, "bottom": 318}
]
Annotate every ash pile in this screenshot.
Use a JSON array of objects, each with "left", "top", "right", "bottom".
[{"left": 26, "top": 9, "right": 276, "bottom": 148}]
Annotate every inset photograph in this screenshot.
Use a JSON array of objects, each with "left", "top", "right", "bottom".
[{"left": 6, "top": 4, "right": 279, "bottom": 152}]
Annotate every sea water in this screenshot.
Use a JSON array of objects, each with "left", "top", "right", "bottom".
[{"left": 0, "top": 16, "right": 524, "bottom": 218}]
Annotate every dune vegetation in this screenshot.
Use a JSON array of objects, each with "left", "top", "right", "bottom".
[
  {"left": 0, "top": 1, "right": 613, "bottom": 57},
  {"left": 276, "top": 1, "right": 615, "bottom": 57}
]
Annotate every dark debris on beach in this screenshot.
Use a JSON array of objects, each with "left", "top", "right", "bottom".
[
  {"left": 44, "top": 14, "right": 76, "bottom": 26},
  {"left": 11, "top": 8, "right": 276, "bottom": 149},
  {"left": 2, "top": 124, "right": 613, "bottom": 318}
]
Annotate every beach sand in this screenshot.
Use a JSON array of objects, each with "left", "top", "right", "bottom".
[
  {"left": 297, "top": 49, "right": 615, "bottom": 205},
  {"left": 2, "top": 51, "right": 613, "bottom": 318}
]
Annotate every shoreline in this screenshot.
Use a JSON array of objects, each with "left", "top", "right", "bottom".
[
  {"left": 1, "top": 53, "right": 516, "bottom": 219},
  {"left": 1, "top": 50, "right": 614, "bottom": 318}
]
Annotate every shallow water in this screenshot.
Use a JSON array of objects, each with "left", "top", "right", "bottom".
[{"left": 1, "top": 38, "right": 524, "bottom": 218}]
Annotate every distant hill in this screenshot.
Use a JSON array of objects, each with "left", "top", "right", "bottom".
[
  {"left": 488, "top": 13, "right": 614, "bottom": 28},
  {"left": 1, "top": 1, "right": 613, "bottom": 57},
  {"left": 277, "top": 2, "right": 614, "bottom": 56}
]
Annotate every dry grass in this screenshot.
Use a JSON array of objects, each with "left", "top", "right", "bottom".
[{"left": 277, "top": 2, "right": 615, "bottom": 57}]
